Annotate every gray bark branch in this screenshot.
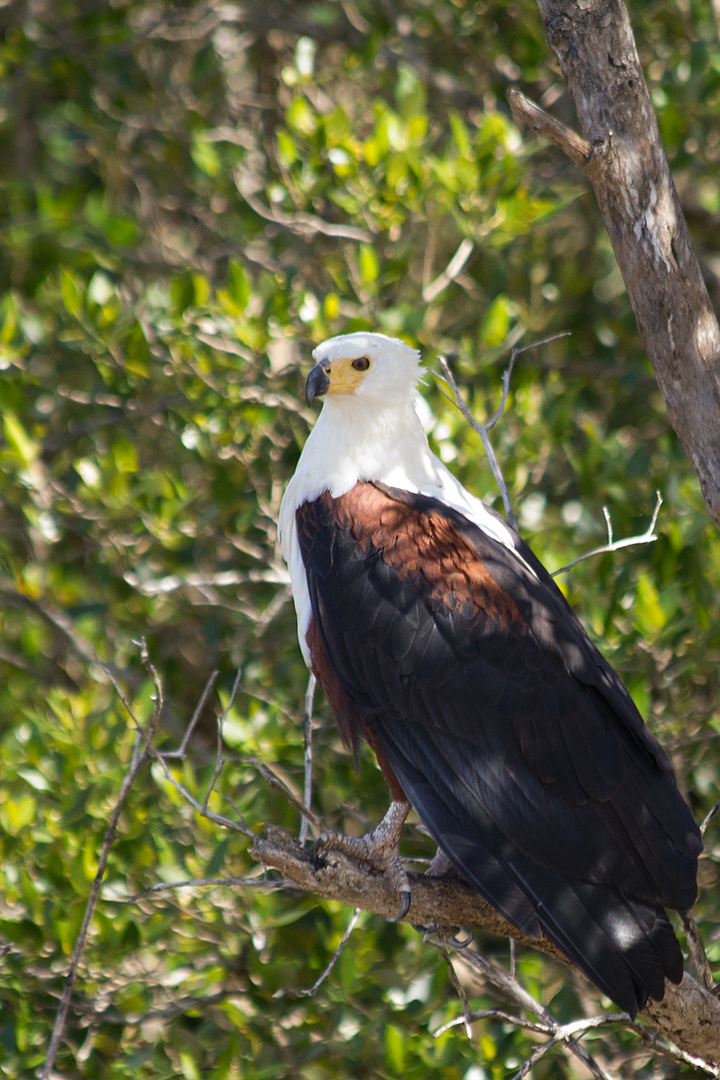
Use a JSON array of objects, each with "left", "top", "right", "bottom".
[
  {"left": 252, "top": 826, "right": 720, "bottom": 1067},
  {"left": 515, "top": 0, "right": 720, "bottom": 530}
]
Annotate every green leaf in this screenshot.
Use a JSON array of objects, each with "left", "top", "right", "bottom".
[
  {"left": 113, "top": 438, "right": 138, "bottom": 473},
  {"left": 359, "top": 244, "right": 379, "bottom": 283},
  {"left": 61, "top": 268, "right": 84, "bottom": 317},
  {"left": 3, "top": 410, "right": 38, "bottom": 465},
  {"left": 384, "top": 1024, "right": 406, "bottom": 1071},
  {"left": 0, "top": 795, "right": 36, "bottom": 834},
  {"left": 395, "top": 62, "right": 426, "bottom": 120},
  {"left": 191, "top": 137, "right": 222, "bottom": 177},
  {"left": 480, "top": 294, "right": 515, "bottom": 346}
]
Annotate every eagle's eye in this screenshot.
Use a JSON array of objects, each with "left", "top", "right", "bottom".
[{"left": 351, "top": 357, "right": 370, "bottom": 372}]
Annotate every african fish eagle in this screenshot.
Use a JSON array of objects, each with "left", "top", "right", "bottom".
[{"left": 278, "top": 331, "right": 701, "bottom": 1017}]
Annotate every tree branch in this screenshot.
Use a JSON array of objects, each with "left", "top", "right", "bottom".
[
  {"left": 515, "top": 0, "right": 720, "bottom": 531},
  {"left": 508, "top": 88, "right": 590, "bottom": 166},
  {"left": 437, "top": 333, "right": 570, "bottom": 530},
  {"left": 40, "top": 642, "right": 163, "bottom": 1080},
  {"left": 552, "top": 492, "right": 662, "bottom": 575},
  {"left": 250, "top": 824, "right": 720, "bottom": 1066}
]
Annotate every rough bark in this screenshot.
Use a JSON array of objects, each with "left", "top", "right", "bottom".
[
  {"left": 253, "top": 826, "right": 720, "bottom": 1068},
  {"left": 512, "top": 0, "right": 720, "bottom": 530}
]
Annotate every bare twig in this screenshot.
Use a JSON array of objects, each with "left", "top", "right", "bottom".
[
  {"left": 151, "top": 745, "right": 255, "bottom": 837},
  {"left": 163, "top": 669, "right": 219, "bottom": 759},
  {"left": 552, "top": 492, "right": 663, "bottom": 576},
  {"left": 119, "top": 876, "right": 287, "bottom": 902},
  {"left": 701, "top": 795, "right": 720, "bottom": 836},
  {"left": 200, "top": 668, "right": 242, "bottom": 813},
  {"left": 433, "top": 1007, "right": 549, "bottom": 1039},
  {"left": 41, "top": 641, "right": 163, "bottom": 1080},
  {"left": 239, "top": 188, "right": 372, "bottom": 242},
  {"left": 112, "top": 872, "right": 289, "bottom": 898},
  {"left": 437, "top": 333, "right": 570, "bottom": 530},
  {"left": 246, "top": 755, "right": 323, "bottom": 832},
  {"left": 299, "top": 673, "right": 316, "bottom": 846},
  {"left": 680, "top": 912, "right": 715, "bottom": 993},
  {"left": 509, "top": 1014, "right": 624, "bottom": 1080},
  {"left": 508, "top": 87, "right": 591, "bottom": 167},
  {"left": 296, "top": 908, "right": 363, "bottom": 996},
  {"left": 0, "top": 588, "right": 97, "bottom": 668},
  {"left": 423, "top": 238, "right": 475, "bottom": 302},
  {"left": 444, "top": 938, "right": 620, "bottom": 1080},
  {"left": 429, "top": 941, "right": 475, "bottom": 1037}
]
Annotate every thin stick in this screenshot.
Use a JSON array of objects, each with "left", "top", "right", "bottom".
[
  {"left": 300, "top": 673, "right": 316, "bottom": 846},
  {"left": 163, "top": 669, "right": 219, "bottom": 758},
  {"left": 423, "top": 238, "right": 475, "bottom": 302},
  {"left": 700, "top": 794, "right": 720, "bottom": 836},
  {"left": 437, "top": 333, "right": 570, "bottom": 531},
  {"left": 245, "top": 755, "right": 322, "bottom": 829},
  {"left": 41, "top": 642, "right": 163, "bottom": 1080},
  {"left": 445, "top": 939, "right": 620, "bottom": 1080},
  {"left": 508, "top": 88, "right": 591, "bottom": 167},
  {"left": 296, "top": 908, "right": 362, "bottom": 996},
  {"left": 433, "top": 1008, "right": 550, "bottom": 1039},
  {"left": 201, "top": 668, "right": 242, "bottom": 814},
  {"left": 118, "top": 876, "right": 289, "bottom": 902},
  {"left": 680, "top": 911, "right": 715, "bottom": 992},
  {"left": 553, "top": 492, "right": 662, "bottom": 576},
  {"left": 510, "top": 1015, "right": 623, "bottom": 1080},
  {"left": 431, "top": 941, "right": 475, "bottom": 1037},
  {"left": 150, "top": 744, "right": 255, "bottom": 837}
]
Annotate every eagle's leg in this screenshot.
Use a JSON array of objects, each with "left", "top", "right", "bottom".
[
  {"left": 426, "top": 848, "right": 456, "bottom": 878},
  {"left": 312, "top": 800, "right": 411, "bottom": 920}
]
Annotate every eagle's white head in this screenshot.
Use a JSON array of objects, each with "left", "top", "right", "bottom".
[
  {"left": 279, "top": 329, "right": 522, "bottom": 660},
  {"left": 306, "top": 332, "right": 422, "bottom": 409}
]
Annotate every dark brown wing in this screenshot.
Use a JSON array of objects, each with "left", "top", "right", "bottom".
[{"left": 295, "top": 481, "right": 701, "bottom": 1016}]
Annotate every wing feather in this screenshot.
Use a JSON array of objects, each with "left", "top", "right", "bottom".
[{"left": 295, "top": 481, "right": 701, "bottom": 1013}]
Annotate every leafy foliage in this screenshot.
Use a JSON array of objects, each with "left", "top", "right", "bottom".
[{"left": 0, "top": 0, "right": 719, "bottom": 1076}]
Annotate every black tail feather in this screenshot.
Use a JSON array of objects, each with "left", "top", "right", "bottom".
[{"left": 382, "top": 735, "right": 684, "bottom": 1017}]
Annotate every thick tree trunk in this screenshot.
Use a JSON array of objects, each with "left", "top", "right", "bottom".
[{"left": 512, "top": 0, "right": 720, "bottom": 530}]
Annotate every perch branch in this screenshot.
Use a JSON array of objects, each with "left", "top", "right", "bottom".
[{"left": 250, "top": 823, "right": 720, "bottom": 1065}]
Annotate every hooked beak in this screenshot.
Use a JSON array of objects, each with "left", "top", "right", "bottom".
[{"left": 305, "top": 362, "right": 331, "bottom": 407}]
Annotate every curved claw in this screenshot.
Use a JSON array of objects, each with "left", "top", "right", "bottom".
[
  {"left": 388, "top": 885, "right": 411, "bottom": 923},
  {"left": 449, "top": 929, "right": 474, "bottom": 948},
  {"left": 310, "top": 836, "right": 328, "bottom": 870},
  {"left": 308, "top": 803, "right": 411, "bottom": 920}
]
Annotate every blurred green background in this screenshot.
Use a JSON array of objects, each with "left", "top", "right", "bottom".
[{"left": 1, "top": 0, "right": 719, "bottom": 1076}]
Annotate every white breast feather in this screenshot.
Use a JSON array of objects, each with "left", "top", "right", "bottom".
[{"left": 279, "top": 387, "right": 534, "bottom": 667}]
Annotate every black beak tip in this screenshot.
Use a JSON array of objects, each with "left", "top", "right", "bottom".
[{"left": 305, "top": 363, "right": 330, "bottom": 407}]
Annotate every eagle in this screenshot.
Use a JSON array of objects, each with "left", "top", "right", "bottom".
[{"left": 278, "top": 331, "right": 701, "bottom": 1017}]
